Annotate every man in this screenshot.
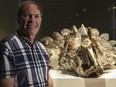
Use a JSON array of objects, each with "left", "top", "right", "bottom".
[{"left": 0, "top": 0, "right": 53, "bottom": 87}]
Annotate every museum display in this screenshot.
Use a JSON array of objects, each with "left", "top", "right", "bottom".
[{"left": 40, "top": 24, "right": 116, "bottom": 77}]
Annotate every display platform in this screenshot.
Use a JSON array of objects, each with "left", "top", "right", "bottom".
[{"left": 49, "top": 69, "right": 116, "bottom": 87}]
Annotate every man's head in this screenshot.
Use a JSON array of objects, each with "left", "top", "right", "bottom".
[{"left": 17, "top": 0, "right": 42, "bottom": 37}]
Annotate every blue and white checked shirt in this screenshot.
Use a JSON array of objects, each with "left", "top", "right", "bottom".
[{"left": 0, "top": 31, "right": 49, "bottom": 87}]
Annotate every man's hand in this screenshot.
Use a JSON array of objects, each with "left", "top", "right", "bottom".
[{"left": 0, "top": 78, "right": 14, "bottom": 87}]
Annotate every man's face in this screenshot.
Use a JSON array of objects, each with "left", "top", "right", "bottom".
[{"left": 19, "top": 4, "right": 42, "bottom": 36}]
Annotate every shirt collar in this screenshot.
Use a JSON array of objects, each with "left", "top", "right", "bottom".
[{"left": 15, "top": 29, "right": 37, "bottom": 45}]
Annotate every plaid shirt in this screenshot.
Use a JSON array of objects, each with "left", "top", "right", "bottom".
[{"left": 0, "top": 31, "right": 49, "bottom": 87}]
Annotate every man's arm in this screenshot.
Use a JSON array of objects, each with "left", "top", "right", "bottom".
[
  {"left": 48, "top": 74, "right": 54, "bottom": 87},
  {"left": 0, "top": 78, "right": 15, "bottom": 87}
]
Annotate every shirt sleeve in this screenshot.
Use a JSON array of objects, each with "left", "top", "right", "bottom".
[
  {"left": 38, "top": 41, "right": 49, "bottom": 65},
  {"left": 0, "top": 43, "right": 15, "bottom": 79},
  {"left": 38, "top": 41, "right": 49, "bottom": 55}
]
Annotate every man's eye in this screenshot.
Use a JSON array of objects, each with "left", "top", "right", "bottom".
[
  {"left": 35, "top": 15, "right": 41, "bottom": 18},
  {"left": 22, "top": 14, "right": 29, "bottom": 17}
]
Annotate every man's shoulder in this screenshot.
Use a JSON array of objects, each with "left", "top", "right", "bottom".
[
  {"left": 0, "top": 34, "right": 16, "bottom": 44},
  {"left": 37, "top": 41, "right": 45, "bottom": 48}
]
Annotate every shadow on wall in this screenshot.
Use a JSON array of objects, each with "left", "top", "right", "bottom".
[
  {"left": 0, "top": 29, "right": 8, "bottom": 40},
  {"left": 0, "top": 0, "right": 18, "bottom": 40}
]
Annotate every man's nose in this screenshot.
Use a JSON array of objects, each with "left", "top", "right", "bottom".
[{"left": 29, "top": 15, "right": 36, "bottom": 22}]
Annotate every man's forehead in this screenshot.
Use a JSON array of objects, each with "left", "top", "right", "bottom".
[
  {"left": 22, "top": 4, "right": 40, "bottom": 11},
  {"left": 23, "top": 9, "right": 41, "bottom": 15}
]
